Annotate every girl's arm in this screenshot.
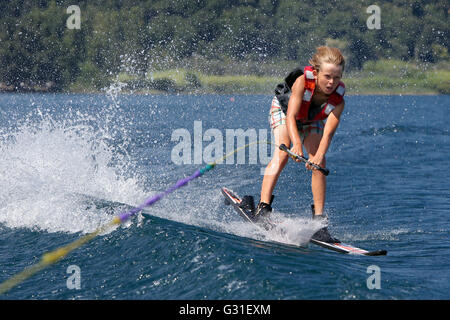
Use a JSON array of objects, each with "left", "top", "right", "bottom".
[
  {"left": 286, "top": 75, "right": 305, "bottom": 159},
  {"left": 307, "top": 100, "right": 345, "bottom": 169}
]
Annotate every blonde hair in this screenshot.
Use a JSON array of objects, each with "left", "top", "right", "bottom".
[{"left": 309, "top": 46, "right": 345, "bottom": 73}]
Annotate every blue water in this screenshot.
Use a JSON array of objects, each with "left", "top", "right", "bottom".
[{"left": 0, "top": 92, "right": 448, "bottom": 300}]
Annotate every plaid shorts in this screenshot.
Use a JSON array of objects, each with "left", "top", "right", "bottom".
[{"left": 268, "top": 96, "right": 324, "bottom": 142}]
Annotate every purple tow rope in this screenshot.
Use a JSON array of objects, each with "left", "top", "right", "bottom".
[{"left": 118, "top": 164, "right": 215, "bottom": 222}]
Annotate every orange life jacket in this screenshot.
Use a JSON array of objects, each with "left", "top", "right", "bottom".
[{"left": 275, "top": 66, "right": 345, "bottom": 122}]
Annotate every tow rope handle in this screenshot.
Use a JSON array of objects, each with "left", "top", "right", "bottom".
[{"left": 279, "top": 144, "right": 330, "bottom": 176}]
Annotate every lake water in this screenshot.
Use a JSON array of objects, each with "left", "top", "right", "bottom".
[{"left": 0, "top": 92, "right": 448, "bottom": 300}]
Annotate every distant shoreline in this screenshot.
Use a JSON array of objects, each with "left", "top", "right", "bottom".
[
  {"left": 0, "top": 89, "right": 445, "bottom": 96},
  {"left": 2, "top": 58, "right": 449, "bottom": 96},
  {"left": 1, "top": 74, "right": 448, "bottom": 96}
]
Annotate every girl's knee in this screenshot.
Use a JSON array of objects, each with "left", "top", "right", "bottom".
[
  {"left": 267, "top": 152, "right": 288, "bottom": 173},
  {"left": 279, "top": 151, "right": 289, "bottom": 164}
]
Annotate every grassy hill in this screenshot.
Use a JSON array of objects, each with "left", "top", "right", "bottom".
[{"left": 105, "top": 60, "right": 450, "bottom": 95}]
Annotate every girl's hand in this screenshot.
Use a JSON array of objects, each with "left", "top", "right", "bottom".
[
  {"left": 306, "top": 153, "right": 325, "bottom": 171},
  {"left": 290, "top": 144, "right": 304, "bottom": 162}
]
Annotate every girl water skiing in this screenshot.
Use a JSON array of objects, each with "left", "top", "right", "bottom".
[{"left": 250, "top": 46, "right": 346, "bottom": 243}]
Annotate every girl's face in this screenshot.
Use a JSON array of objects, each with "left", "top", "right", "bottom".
[{"left": 314, "top": 62, "right": 343, "bottom": 95}]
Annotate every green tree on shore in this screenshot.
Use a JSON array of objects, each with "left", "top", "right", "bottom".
[{"left": 0, "top": 0, "right": 448, "bottom": 91}]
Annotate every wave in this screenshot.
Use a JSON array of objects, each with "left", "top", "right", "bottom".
[{"left": 358, "top": 124, "right": 449, "bottom": 137}]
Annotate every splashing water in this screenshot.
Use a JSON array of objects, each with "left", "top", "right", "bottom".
[
  {"left": 0, "top": 93, "right": 146, "bottom": 234},
  {"left": 0, "top": 87, "right": 323, "bottom": 248}
]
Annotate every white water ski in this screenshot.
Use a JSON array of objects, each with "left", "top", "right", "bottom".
[{"left": 222, "top": 187, "right": 387, "bottom": 256}]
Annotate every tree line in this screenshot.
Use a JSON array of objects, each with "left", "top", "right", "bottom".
[{"left": 0, "top": 0, "right": 448, "bottom": 91}]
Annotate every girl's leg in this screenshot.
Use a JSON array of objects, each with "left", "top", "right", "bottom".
[
  {"left": 303, "top": 131, "right": 340, "bottom": 243},
  {"left": 259, "top": 124, "right": 290, "bottom": 204},
  {"left": 303, "top": 133, "right": 326, "bottom": 215}
]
